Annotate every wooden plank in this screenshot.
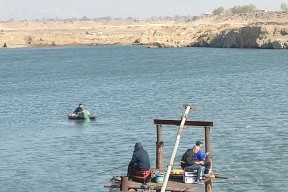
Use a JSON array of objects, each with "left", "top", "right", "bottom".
[
  {"left": 122, "top": 184, "right": 202, "bottom": 192},
  {"left": 154, "top": 119, "right": 213, "bottom": 127},
  {"left": 105, "top": 179, "right": 204, "bottom": 192},
  {"left": 214, "top": 174, "right": 228, "bottom": 179}
]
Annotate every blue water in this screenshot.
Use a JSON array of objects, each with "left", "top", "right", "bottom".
[{"left": 0, "top": 46, "right": 287, "bottom": 192}]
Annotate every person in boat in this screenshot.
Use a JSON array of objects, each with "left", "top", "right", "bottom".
[
  {"left": 127, "top": 142, "right": 150, "bottom": 179},
  {"left": 73, "top": 103, "right": 83, "bottom": 115},
  {"left": 181, "top": 141, "right": 211, "bottom": 183}
]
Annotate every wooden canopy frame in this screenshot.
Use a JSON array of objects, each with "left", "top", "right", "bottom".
[{"left": 154, "top": 119, "right": 214, "bottom": 192}]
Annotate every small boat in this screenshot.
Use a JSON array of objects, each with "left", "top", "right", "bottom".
[{"left": 67, "top": 114, "right": 96, "bottom": 120}]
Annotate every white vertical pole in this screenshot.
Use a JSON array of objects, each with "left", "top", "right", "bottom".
[{"left": 160, "top": 104, "right": 191, "bottom": 192}]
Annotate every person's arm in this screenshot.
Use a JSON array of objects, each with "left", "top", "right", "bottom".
[{"left": 196, "top": 149, "right": 207, "bottom": 160}]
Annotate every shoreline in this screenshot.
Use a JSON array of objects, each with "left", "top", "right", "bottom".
[{"left": 1, "top": 11, "right": 288, "bottom": 49}]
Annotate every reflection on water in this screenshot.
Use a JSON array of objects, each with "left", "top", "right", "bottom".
[{"left": 68, "top": 119, "right": 95, "bottom": 125}]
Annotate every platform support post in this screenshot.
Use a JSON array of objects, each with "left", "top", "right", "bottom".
[
  {"left": 156, "top": 125, "right": 163, "bottom": 171},
  {"left": 120, "top": 176, "right": 129, "bottom": 192},
  {"left": 205, "top": 126, "right": 212, "bottom": 192}
]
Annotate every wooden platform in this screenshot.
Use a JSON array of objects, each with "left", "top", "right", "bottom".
[
  {"left": 104, "top": 115, "right": 228, "bottom": 192},
  {"left": 105, "top": 175, "right": 203, "bottom": 192}
]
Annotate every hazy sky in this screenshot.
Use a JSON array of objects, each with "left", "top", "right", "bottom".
[{"left": 1, "top": 0, "right": 288, "bottom": 21}]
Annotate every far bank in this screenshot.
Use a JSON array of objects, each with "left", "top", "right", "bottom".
[{"left": 1, "top": 12, "right": 288, "bottom": 49}]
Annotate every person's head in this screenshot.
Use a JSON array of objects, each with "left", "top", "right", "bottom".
[
  {"left": 195, "top": 140, "right": 203, "bottom": 148},
  {"left": 134, "top": 142, "right": 143, "bottom": 151},
  {"left": 79, "top": 103, "right": 83, "bottom": 108},
  {"left": 193, "top": 145, "right": 200, "bottom": 153}
]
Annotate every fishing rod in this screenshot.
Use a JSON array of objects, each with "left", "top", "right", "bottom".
[{"left": 72, "top": 164, "right": 127, "bottom": 182}]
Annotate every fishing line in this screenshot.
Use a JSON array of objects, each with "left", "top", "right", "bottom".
[
  {"left": 177, "top": 125, "right": 254, "bottom": 183},
  {"left": 212, "top": 124, "right": 253, "bottom": 149},
  {"left": 212, "top": 181, "right": 253, "bottom": 185},
  {"left": 208, "top": 125, "right": 254, "bottom": 179},
  {"left": 175, "top": 125, "right": 252, "bottom": 161},
  {"left": 72, "top": 164, "right": 127, "bottom": 182}
]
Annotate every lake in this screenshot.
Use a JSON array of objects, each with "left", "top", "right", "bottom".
[{"left": 0, "top": 46, "right": 287, "bottom": 192}]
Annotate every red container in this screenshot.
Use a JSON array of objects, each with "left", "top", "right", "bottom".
[{"left": 130, "top": 169, "right": 151, "bottom": 183}]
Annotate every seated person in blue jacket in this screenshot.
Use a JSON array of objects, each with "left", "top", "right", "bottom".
[
  {"left": 194, "top": 140, "right": 211, "bottom": 174},
  {"left": 73, "top": 103, "right": 83, "bottom": 114},
  {"left": 127, "top": 142, "right": 150, "bottom": 178},
  {"left": 181, "top": 141, "right": 211, "bottom": 183}
]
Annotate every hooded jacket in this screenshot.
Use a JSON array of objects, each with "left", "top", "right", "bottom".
[{"left": 129, "top": 142, "right": 150, "bottom": 170}]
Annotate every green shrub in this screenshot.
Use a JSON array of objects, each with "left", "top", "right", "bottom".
[
  {"left": 212, "top": 7, "right": 225, "bottom": 15},
  {"left": 229, "top": 4, "right": 257, "bottom": 14}
]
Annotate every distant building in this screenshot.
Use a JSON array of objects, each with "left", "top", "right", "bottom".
[
  {"left": 254, "top": 9, "right": 267, "bottom": 13},
  {"left": 202, "top": 13, "right": 213, "bottom": 16}
]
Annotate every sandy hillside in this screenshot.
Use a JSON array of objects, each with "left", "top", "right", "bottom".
[{"left": 1, "top": 11, "right": 288, "bottom": 49}]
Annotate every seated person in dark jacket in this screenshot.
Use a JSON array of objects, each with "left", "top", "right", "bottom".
[
  {"left": 127, "top": 142, "right": 150, "bottom": 178},
  {"left": 181, "top": 141, "right": 211, "bottom": 183},
  {"left": 73, "top": 103, "right": 83, "bottom": 114}
]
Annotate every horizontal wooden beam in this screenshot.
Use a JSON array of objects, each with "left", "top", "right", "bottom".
[{"left": 154, "top": 119, "right": 213, "bottom": 127}]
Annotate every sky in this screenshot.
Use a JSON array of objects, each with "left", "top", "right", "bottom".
[{"left": 0, "top": 0, "right": 288, "bottom": 21}]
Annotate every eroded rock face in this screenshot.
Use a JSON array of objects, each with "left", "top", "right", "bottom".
[
  {"left": 148, "top": 41, "right": 182, "bottom": 48},
  {"left": 211, "top": 26, "right": 262, "bottom": 48},
  {"left": 190, "top": 26, "right": 288, "bottom": 49},
  {"left": 261, "top": 40, "right": 288, "bottom": 49}
]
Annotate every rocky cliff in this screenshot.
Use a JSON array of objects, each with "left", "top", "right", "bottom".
[{"left": 192, "top": 26, "right": 288, "bottom": 49}]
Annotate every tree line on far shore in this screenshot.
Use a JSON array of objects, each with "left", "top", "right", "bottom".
[
  {"left": 212, "top": 3, "right": 288, "bottom": 15},
  {"left": 1, "top": 3, "right": 288, "bottom": 23}
]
